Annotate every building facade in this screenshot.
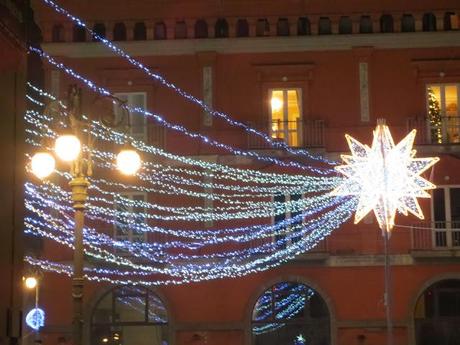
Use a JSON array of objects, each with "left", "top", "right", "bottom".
[{"left": 30, "top": 1, "right": 460, "bottom": 345}]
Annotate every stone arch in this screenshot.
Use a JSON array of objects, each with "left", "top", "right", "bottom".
[{"left": 244, "top": 275, "right": 337, "bottom": 345}]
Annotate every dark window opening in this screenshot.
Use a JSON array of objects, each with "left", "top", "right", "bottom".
[
  {"left": 215, "top": 18, "right": 229, "bottom": 38},
  {"left": 277, "top": 18, "right": 289, "bottom": 36},
  {"left": 236, "top": 19, "right": 249, "bottom": 37},
  {"left": 154, "top": 22, "right": 166, "bottom": 40},
  {"left": 423, "top": 13, "right": 437, "bottom": 32},
  {"left": 339, "top": 16, "right": 352, "bottom": 34},
  {"left": 113, "top": 22, "right": 126, "bottom": 41},
  {"left": 256, "top": 18, "right": 270, "bottom": 36},
  {"left": 297, "top": 17, "right": 310, "bottom": 35},
  {"left": 318, "top": 17, "right": 331, "bottom": 35},
  {"left": 175, "top": 21, "right": 187, "bottom": 39},
  {"left": 51, "top": 24, "right": 64, "bottom": 42},
  {"left": 133, "top": 22, "right": 146, "bottom": 40},
  {"left": 401, "top": 14, "right": 415, "bottom": 32},
  {"left": 380, "top": 14, "right": 394, "bottom": 33},
  {"left": 360, "top": 16, "right": 373, "bottom": 33},
  {"left": 195, "top": 19, "right": 208, "bottom": 38},
  {"left": 73, "top": 25, "right": 86, "bottom": 42},
  {"left": 92, "top": 23, "right": 106, "bottom": 41}
]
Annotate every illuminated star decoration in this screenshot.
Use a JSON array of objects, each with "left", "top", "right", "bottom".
[
  {"left": 295, "top": 334, "right": 306, "bottom": 345},
  {"left": 25, "top": 308, "right": 45, "bottom": 331},
  {"left": 332, "top": 121, "right": 439, "bottom": 233}
]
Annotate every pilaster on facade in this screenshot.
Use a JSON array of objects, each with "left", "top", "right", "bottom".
[
  {"left": 145, "top": 21, "right": 155, "bottom": 40},
  {"left": 330, "top": 15, "right": 341, "bottom": 35},
  {"left": 164, "top": 19, "right": 175, "bottom": 40},
  {"left": 185, "top": 18, "right": 196, "bottom": 39},
  {"left": 288, "top": 16, "right": 298, "bottom": 36},
  {"left": 415, "top": 13, "right": 424, "bottom": 32},
  {"left": 125, "top": 21, "right": 134, "bottom": 41}
]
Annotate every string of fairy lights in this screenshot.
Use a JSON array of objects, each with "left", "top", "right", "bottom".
[
  {"left": 22, "top": 0, "right": 361, "bottom": 286},
  {"left": 24, "top": 82, "right": 357, "bottom": 284},
  {"left": 39, "top": 0, "right": 338, "bottom": 165}
]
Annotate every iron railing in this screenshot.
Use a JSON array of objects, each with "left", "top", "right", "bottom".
[
  {"left": 407, "top": 116, "right": 460, "bottom": 145},
  {"left": 411, "top": 221, "right": 460, "bottom": 250},
  {"left": 247, "top": 119, "right": 325, "bottom": 149}
]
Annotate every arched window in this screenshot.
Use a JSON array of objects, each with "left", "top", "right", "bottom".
[
  {"left": 360, "top": 16, "right": 373, "bottom": 33},
  {"left": 91, "top": 286, "right": 168, "bottom": 345},
  {"left": 277, "top": 18, "right": 289, "bottom": 36},
  {"left": 73, "top": 25, "right": 86, "bottom": 42},
  {"left": 175, "top": 21, "right": 187, "bottom": 39},
  {"left": 251, "top": 282, "right": 330, "bottom": 345},
  {"left": 215, "top": 18, "right": 229, "bottom": 38},
  {"left": 195, "top": 19, "right": 208, "bottom": 38},
  {"left": 51, "top": 24, "right": 65, "bottom": 42},
  {"left": 236, "top": 19, "right": 249, "bottom": 37},
  {"left": 133, "top": 22, "right": 147, "bottom": 40},
  {"left": 256, "top": 18, "right": 270, "bottom": 36},
  {"left": 380, "top": 14, "right": 394, "bottom": 33},
  {"left": 423, "top": 13, "right": 437, "bottom": 32},
  {"left": 113, "top": 22, "right": 126, "bottom": 41},
  {"left": 93, "top": 23, "right": 106, "bottom": 41},
  {"left": 318, "top": 17, "right": 331, "bottom": 35},
  {"left": 154, "top": 22, "right": 166, "bottom": 40},
  {"left": 339, "top": 16, "right": 352, "bottom": 34},
  {"left": 415, "top": 279, "right": 460, "bottom": 345},
  {"left": 297, "top": 17, "right": 310, "bottom": 35},
  {"left": 401, "top": 14, "right": 415, "bottom": 32}
]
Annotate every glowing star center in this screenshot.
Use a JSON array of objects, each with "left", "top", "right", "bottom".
[{"left": 332, "top": 122, "right": 439, "bottom": 232}]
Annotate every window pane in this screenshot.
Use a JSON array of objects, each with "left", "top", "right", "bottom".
[
  {"left": 450, "top": 188, "right": 460, "bottom": 225},
  {"left": 270, "top": 90, "right": 285, "bottom": 139},
  {"left": 427, "top": 86, "right": 442, "bottom": 143},
  {"left": 115, "top": 294, "right": 147, "bottom": 323},
  {"left": 433, "top": 188, "right": 446, "bottom": 223},
  {"left": 148, "top": 293, "right": 168, "bottom": 323},
  {"left": 287, "top": 90, "right": 301, "bottom": 147}
]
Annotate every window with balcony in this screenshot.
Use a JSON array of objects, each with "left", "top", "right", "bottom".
[
  {"left": 73, "top": 25, "right": 86, "bottom": 42},
  {"left": 431, "top": 187, "right": 460, "bottom": 248},
  {"left": 113, "top": 22, "right": 127, "bottom": 41},
  {"left": 114, "top": 92, "right": 148, "bottom": 142},
  {"left": 154, "top": 22, "right": 166, "bottom": 40},
  {"left": 426, "top": 84, "right": 460, "bottom": 144},
  {"left": 114, "top": 192, "right": 147, "bottom": 247},
  {"left": 269, "top": 89, "right": 302, "bottom": 147}
]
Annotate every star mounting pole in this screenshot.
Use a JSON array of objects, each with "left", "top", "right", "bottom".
[{"left": 332, "top": 118, "right": 439, "bottom": 345}]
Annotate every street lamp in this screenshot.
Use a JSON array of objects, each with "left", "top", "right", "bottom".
[{"left": 29, "top": 85, "right": 142, "bottom": 345}]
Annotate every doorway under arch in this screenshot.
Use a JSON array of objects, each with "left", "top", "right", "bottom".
[
  {"left": 90, "top": 286, "right": 169, "bottom": 345},
  {"left": 251, "top": 282, "right": 330, "bottom": 345},
  {"left": 414, "top": 279, "right": 460, "bottom": 345}
]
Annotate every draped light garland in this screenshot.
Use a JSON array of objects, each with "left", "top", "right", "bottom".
[{"left": 38, "top": 0, "right": 337, "bottom": 164}]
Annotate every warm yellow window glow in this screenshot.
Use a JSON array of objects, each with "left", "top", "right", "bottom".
[
  {"left": 31, "top": 152, "right": 56, "bottom": 179},
  {"left": 55, "top": 134, "right": 81, "bottom": 162},
  {"left": 269, "top": 89, "right": 302, "bottom": 146},
  {"left": 116, "top": 149, "right": 142, "bottom": 175}
]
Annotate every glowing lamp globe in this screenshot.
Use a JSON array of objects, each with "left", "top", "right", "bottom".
[
  {"left": 116, "top": 149, "right": 141, "bottom": 175},
  {"left": 55, "top": 134, "right": 81, "bottom": 162},
  {"left": 24, "top": 277, "right": 38, "bottom": 289},
  {"left": 31, "top": 152, "right": 55, "bottom": 179}
]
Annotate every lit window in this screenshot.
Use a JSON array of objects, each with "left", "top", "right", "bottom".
[
  {"left": 426, "top": 84, "right": 460, "bottom": 143},
  {"left": 269, "top": 89, "right": 302, "bottom": 147},
  {"left": 114, "top": 92, "right": 148, "bottom": 141}
]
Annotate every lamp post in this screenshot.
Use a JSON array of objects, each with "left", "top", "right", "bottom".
[{"left": 30, "top": 85, "right": 142, "bottom": 345}]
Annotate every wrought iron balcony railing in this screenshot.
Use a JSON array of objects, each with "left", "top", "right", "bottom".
[
  {"left": 247, "top": 119, "right": 325, "bottom": 150},
  {"left": 411, "top": 221, "right": 460, "bottom": 250},
  {"left": 407, "top": 116, "right": 460, "bottom": 145}
]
